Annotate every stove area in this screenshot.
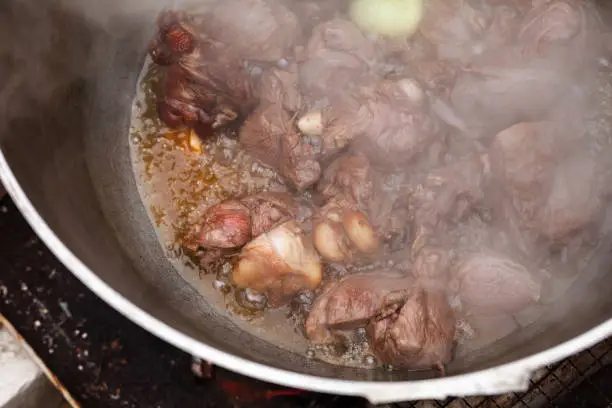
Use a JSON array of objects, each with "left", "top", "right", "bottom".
[{"left": 0, "top": 195, "right": 611, "bottom": 408}]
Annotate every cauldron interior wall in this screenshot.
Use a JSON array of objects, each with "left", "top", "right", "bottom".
[{"left": 2, "top": 0, "right": 612, "bottom": 386}]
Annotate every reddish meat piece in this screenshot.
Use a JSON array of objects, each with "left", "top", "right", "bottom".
[
  {"left": 367, "top": 289, "right": 455, "bottom": 369},
  {"left": 305, "top": 273, "right": 414, "bottom": 344}
]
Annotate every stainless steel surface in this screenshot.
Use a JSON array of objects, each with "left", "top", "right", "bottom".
[{"left": 1, "top": 0, "right": 612, "bottom": 402}]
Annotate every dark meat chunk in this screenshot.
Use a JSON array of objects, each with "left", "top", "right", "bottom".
[
  {"left": 535, "top": 151, "right": 603, "bottom": 243},
  {"left": 299, "top": 19, "right": 373, "bottom": 103},
  {"left": 149, "top": 11, "right": 195, "bottom": 66},
  {"left": 418, "top": 0, "right": 493, "bottom": 61},
  {"left": 239, "top": 103, "right": 321, "bottom": 191},
  {"left": 450, "top": 0, "right": 600, "bottom": 139},
  {"left": 156, "top": 65, "right": 208, "bottom": 129},
  {"left": 317, "top": 153, "right": 373, "bottom": 207},
  {"left": 299, "top": 49, "right": 369, "bottom": 103},
  {"left": 240, "top": 192, "right": 299, "bottom": 237},
  {"left": 289, "top": 0, "right": 347, "bottom": 35},
  {"left": 200, "top": 0, "right": 301, "bottom": 62},
  {"left": 232, "top": 221, "right": 322, "bottom": 307},
  {"left": 279, "top": 128, "right": 322, "bottom": 192},
  {"left": 367, "top": 288, "right": 455, "bottom": 370},
  {"left": 239, "top": 103, "right": 286, "bottom": 168},
  {"left": 517, "top": 0, "right": 602, "bottom": 64},
  {"left": 454, "top": 253, "right": 541, "bottom": 313},
  {"left": 305, "top": 18, "right": 375, "bottom": 63},
  {"left": 412, "top": 246, "right": 451, "bottom": 281},
  {"left": 489, "top": 121, "right": 558, "bottom": 206},
  {"left": 450, "top": 56, "right": 576, "bottom": 140},
  {"left": 305, "top": 273, "right": 414, "bottom": 344},
  {"left": 197, "top": 200, "right": 252, "bottom": 249},
  {"left": 186, "top": 192, "right": 297, "bottom": 251},
  {"left": 411, "top": 152, "right": 485, "bottom": 231},
  {"left": 351, "top": 79, "right": 441, "bottom": 169},
  {"left": 258, "top": 65, "right": 302, "bottom": 112},
  {"left": 152, "top": 13, "right": 257, "bottom": 130}
]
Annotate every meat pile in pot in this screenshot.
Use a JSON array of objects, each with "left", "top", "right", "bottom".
[{"left": 147, "top": 0, "right": 610, "bottom": 371}]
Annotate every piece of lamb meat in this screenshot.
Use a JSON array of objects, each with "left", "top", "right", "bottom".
[
  {"left": 305, "top": 272, "right": 414, "bottom": 344},
  {"left": 152, "top": 13, "right": 258, "bottom": 130},
  {"left": 418, "top": 0, "right": 493, "bottom": 62},
  {"left": 316, "top": 153, "right": 373, "bottom": 207},
  {"left": 299, "top": 18, "right": 373, "bottom": 103},
  {"left": 350, "top": 79, "right": 441, "bottom": 169},
  {"left": 367, "top": 288, "right": 455, "bottom": 370},
  {"left": 454, "top": 252, "right": 541, "bottom": 314},
  {"left": 194, "top": 0, "right": 302, "bottom": 63},
  {"left": 258, "top": 65, "right": 302, "bottom": 112},
  {"left": 232, "top": 220, "right": 322, "bottom": 307},
  {"left": 239, "top": 103, "right": 321, "bottom": 191},
  {"left": 185, "top": 192, "right": 298, "bottom": 252},
  {"left": 535, "top": 150, "right": 603, "bottom": 244}
]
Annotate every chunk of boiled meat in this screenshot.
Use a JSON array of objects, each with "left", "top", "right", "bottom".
[
  {"left": 239, "top": 103, "right": 286, "bottom": 168},
  {"left": 517, "top": 0, "right": 602, "bottom": 65},
  {"left": 489, "top": 121, "right": 559, "bottom": 206},
  {"left": 535, "top": 151, "right": 603, "bottom": 243},
  {"left": 258, "top": 65, "right": 302, "bottom": 112},
  {"left": 305, "top": 18, "right": 375, "bottom": 63},
  {"left": 155, "top": 34, "right": 257, "bottom": 130},
  {"left": 187, "top": 192, "right": 298, "bottom": 251},
  {"left": 299, "top": 48, "right": 369, "bottom": 103},
  {"left": 289, "top": 0, "right": 347, "bottom": 35},
  {"left": 418, "top": 0, "right": 492, "bottom": 61},
  {"left": 232, "top": 221, "right": 322, "bottom": 307},
  {"left": 149, "top": 10, "right": 195, "bottom": 66},
  {"left": 156, "top": 65, "right": 208, "bottom": 129},
  {"left": 240, "top": 192, "right": 299, "bottom": 237},
  {"left": 412, "top": 246, "right": 451, "bottom": 282},
  {"left": 351, "top": 79, "right": 440, "bottom": 169},
  {"left": 411, "top": 153, "right": 485, "bottom": 231},
  {"left": 279, "top": 127, "right": 322, "bottom": 191},
  {"left": 367, "top": 288, "right": 455, "bottom": 369},
  {"left": 196, "top": 200, "right": 252, "bottom": 249},
  {"left": 450, "top": 56, "right": 579, "bottom": 139},
  {"left": 455, "top": 253, "right": 541, "bottom": 313},
  {"left": 239, "top": 103, "right": 321, "bottom": 191},
  {"left": 199, "top": 0, "right": 301, "bottom": 62},
  {"left": 316, "top": 153, "right": 373, "bottom": 207},
  {"left": 305, "top": 272, "right": 414, "bottom": 344}
]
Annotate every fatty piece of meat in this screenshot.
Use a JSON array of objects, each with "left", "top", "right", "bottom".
[
  {"left": 305, "top": 273, "right": 414, "bottom": 344},
  {"left": 367, "top": 289, "right": 455, "bottom": 369}
]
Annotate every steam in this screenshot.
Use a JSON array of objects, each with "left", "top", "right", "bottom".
[{"left": 4, "top": 0, "right": 612, "bottom": 366}]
